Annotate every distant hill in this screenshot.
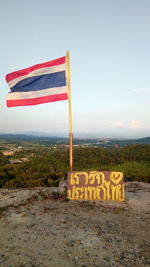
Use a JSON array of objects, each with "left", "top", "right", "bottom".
[
  {"left": 109, "top": 137, "right": 150, "bottom": 146},
  {"left": 137, "top": 137, "right": 150, "bottom": 144},
  {"left": 0, "top": 134, "right": 68, "bottom": 145},
  {"left": 0, "top": 133, "right": 150, "bottom": 146}
]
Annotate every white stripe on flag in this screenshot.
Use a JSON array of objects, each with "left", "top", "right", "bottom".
[
  {"left": 7, "top": 86, "right": 68, "bottom": 100},
  {"left": 8, "top": 63, "right": 67, "bottom": 88}
]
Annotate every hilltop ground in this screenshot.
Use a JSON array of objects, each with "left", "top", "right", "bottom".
[{"left": 0, "top": 182, "right": 150, "bottom": 267}]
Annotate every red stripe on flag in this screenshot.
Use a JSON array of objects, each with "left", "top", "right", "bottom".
[
  {"left": 7, "top": 93, "right": 68, "bottom": 107},
  {"left": 6, "top": 57, "right": 66, "bottom": 82}
]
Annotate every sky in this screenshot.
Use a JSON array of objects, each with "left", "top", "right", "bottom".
[{"left": 0, "top": 0, "right": 150, "bottom": 138}]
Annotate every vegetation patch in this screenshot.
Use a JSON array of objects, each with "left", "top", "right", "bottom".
[{"left": 0, "top": 145, "right": 150, "bottom": 188}]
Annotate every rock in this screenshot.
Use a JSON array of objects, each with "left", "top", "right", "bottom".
[
  {"left": 60, "top": 218, "right": 66, "bottom": 223},
  {"left": 59, "top": 177, "right": 67, "bottom": 194}
]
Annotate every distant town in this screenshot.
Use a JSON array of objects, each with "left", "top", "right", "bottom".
[{"left": 0, "top": 133, "right": 150, "bottom": 150}]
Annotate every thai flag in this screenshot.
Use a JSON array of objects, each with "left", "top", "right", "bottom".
[{"left": 6, "top": 56, "right": 68, "bottom": 107}]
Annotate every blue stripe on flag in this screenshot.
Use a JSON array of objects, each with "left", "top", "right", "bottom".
[{"left": 10, "top": 71, "right": 66, "bottom": 92}]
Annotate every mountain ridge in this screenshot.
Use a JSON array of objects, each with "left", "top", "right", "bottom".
[{"left": 0, "top": 133, "right": 150, "bottom": 145}]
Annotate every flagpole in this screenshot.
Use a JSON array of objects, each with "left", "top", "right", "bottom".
[{"left": 66, "top": 51, "right": 73, "bottom": 171}]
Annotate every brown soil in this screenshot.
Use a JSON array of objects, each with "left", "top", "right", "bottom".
[{"left": 0, "top": 182, "right": 150, "bottom": 267}]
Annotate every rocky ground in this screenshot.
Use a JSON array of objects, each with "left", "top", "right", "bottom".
[{"left": 0, "top": 182, "right": 150, "bottom": 267}]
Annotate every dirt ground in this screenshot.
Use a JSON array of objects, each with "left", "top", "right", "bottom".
[{"left": 0, "top": 182, "right": 150, "bottom": 267}]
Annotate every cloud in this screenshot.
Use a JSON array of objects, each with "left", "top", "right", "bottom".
[
  {"left": 128, "top": 120, "right": 144, "bottom": 129},
  {"left": 110, "top": 120, "right": 145, "bottom": 129},
  {"left": 132, "top": 88, "right": 150, "bottom": 92},
  {"left": 110, "top": 120, "right": 124, "bottom": 127}
]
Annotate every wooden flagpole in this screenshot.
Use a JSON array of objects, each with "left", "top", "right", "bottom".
[{"left": 66, "top": 51, "right": 73, "bottom": 171}]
